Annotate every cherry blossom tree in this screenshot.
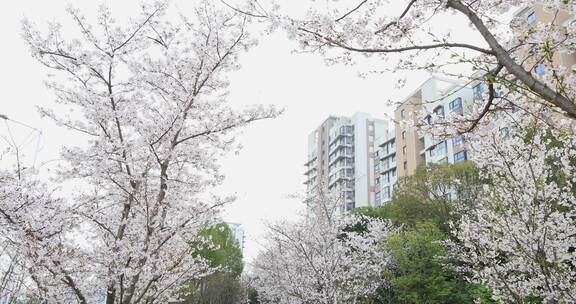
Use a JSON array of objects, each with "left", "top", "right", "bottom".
[
  {"left": 239, "top": 0, "right": 575, "bottom": 130},
  {"left": 252, "top": 190, "right": 397, "bottom": 304},
  {"left": 444, "top": 111, "right": 576, "bottom": 303},
  {"left": 15, "top": 1, "right": 278, "bottom": 302},
  {"left": 0, "top": 169, "right": 68, "bottom": 304}
]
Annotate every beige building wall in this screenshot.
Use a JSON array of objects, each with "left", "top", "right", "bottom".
[
  {"left": 515, "top": 4, "right": 576, "bottom": 72},
  {"left": 394, "top": 96, "right": 424, "bottom": 179},
  {"left": 305, "top": 117, "right": 337, "bottom": 192}
]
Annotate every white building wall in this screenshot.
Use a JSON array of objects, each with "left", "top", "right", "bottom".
[
  {"left": 421, "top": 78, "right": 473, "bottom": 165},
  {"left": 352, "top": 113, "right": 370, "bottom": 207},
  {"left": 307, "top": 130, "right": 318, "bottom": 161},
  {"left": 308, "top": 113, "right": 389, "bottom": 211}
]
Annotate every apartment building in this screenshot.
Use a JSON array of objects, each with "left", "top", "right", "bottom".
[
  {"left": 374, "top": 77, "right": 474, "bottom": 206},
  {"left": 305, "top": 113, "right": 389, "bottom": 211},
  {"left": 514, "top": 4, "right": 576, "bottom": 75},
  {"left": 420, "top": 79, "right": 473, "bottom": 165}
]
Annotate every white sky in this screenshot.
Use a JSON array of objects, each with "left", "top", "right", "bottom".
[{"left": 0, "top": 0, "right": 485, "bottom": 263}]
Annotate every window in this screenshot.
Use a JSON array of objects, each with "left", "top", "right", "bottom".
[
  {"left": 500, "top": 127, "right": 510, "bottom": 138},
  {"left": 344, "top": 191, "right": 354, "bottom": 200},
  {"left": 402, "top": 130, "right": 407, "bottom": 139},
  {"left": 402, "top": 145, "right": 407, "bottom": 155},
  {"left": 436, "top": 141, "right": 447, "bottom": 156},
  {"left": 391, "top": 169, "right": 396, "bottom": 177},
  {"left": 400, "top": 109, "right": 405, "bottom": 118},
  {"left": 429, "top": 145, "right": 436, "bottom": 157},
  {"left": 391, "top": 154, "right": 396, "bottom": 163},
  {"left": 530, "top": 44, "right": 539, "bottom": 55},
  {"left": 383, "top": 172, "right": 390, "bottom": 183},
  {"left": 382, "top": 186, "right": 390, "bottom": 199},
  {"left": 375, "top": 177, "right": 380, "bottom": 185},
  {"left": 473, "top": 84, "right": 483, "bottom": 99},
  {"left": 424, "top": 115, "right": 432, "bottom": 125},
  {"left": 403, "top": 161, "right": 408, "bottom": 170},
  {"left": 527, "top": 12, "right": 536, "bottom": 25},
  {"left": 535, "top": 64, "right": 545, "bottom": 76},
  {"left": 449, "top": 97, "right": 462, "bottom": 111},
  {"left": 452, "top": 135, "right": 464, "bottom": 147},
  {"left": 433, "top": 106, "right": 445, "bottom": 118},
  {"left": 454, "top": 150, "right": 467, "bottom": 163},
  {"left": 346, "top": 202, "right": 355, "bottom": 211},
  {"left": 381, "top": 160, "right": 389, "bottom": 171},
  {"left": 375, "top": 192, "right": 381, "bottom": 203}
]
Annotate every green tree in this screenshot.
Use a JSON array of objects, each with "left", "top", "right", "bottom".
[
  {"left": 355, "top": 163, "right": 494, "bottom": 304},
  {"left": 179, "top": 223, "right": 244, "bottom": 304},
  {"left": 384, "top": 221, "right": 475, "bottom": 304}
]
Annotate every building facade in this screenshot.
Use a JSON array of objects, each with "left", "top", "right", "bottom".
[
  {"left": 373, "top": 77, "right": 474, "bottom": 207},
  {"left": 305, "top": 113, "right": 389, "bottom": 211}
]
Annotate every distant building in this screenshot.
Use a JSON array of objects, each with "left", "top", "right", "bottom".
[
  {"left": 227, "top": 223, "right": 245, "bottom": 253},
  {"left": 305, "top": 113, "right": 390, "bottom": 211}
]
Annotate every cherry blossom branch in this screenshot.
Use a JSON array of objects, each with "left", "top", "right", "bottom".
[
  {"left": 297, "top": 27, "right": 497, "bottom": 55},
  {"left": 375, "top": 0, "right": 417, "bottom": 34},
  {"left": 446, "top": 0, "right": 576, "bottom": 118}
]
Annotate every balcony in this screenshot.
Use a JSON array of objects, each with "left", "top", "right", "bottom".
[
  {"left": 380, "top": 150, "right": 396, "bottom": 161},
  {"left": 329, "top": 126, "right": 354, "bottom": 145},
  {"left": 329, "top": 140, "right": 353, "bottom": 153},
  {"left": 328, "top": 149, "right": 354, "bottom": 166},
  {"left": 328, "top": 169, "right": 354, "bottom": 188},
  {"left": 304, "top": 155, "right": 317, "bottom": 166},
  {"left": 304, "top": 165, "right": 317, "bottom": 175}
]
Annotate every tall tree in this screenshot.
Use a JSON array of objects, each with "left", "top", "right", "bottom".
[
  {"left": 252, "top": 190, "right": 397, "bottom": 304},
  {"left": 445, "top": 119, "right": 576, "bottom": 303},
  {"left": 17, "top": 1, "right": 278, "bottom": 303}
]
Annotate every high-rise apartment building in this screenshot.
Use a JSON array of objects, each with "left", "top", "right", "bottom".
[
  {"left": 374, "top": 77, "right": 474, "bottom": 206},
  {"left": 305, "top": 113, "right": 389, "bottom": 211}
]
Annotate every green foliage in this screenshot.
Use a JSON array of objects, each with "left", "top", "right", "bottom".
[
  {"left": 246, "top": 287, "right": 260, "bottom": 304},
  {"left": 192, "top": 223, "right": 244, "bottom": 277},
  {"left": 355, "top": 163, "right": 496, "bottom": 304},
  {"left": 384, "top": 221, "right": 474, "bottom": 304},
  {"left": 179, "top": 223, "right": 244, "bottom": 304}
]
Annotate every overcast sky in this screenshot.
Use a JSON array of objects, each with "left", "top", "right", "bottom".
[{"left": 0, "top": 0, "right": 484, "bottom": 263}]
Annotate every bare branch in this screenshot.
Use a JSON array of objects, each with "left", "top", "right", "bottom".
[
  {"left": 375, "top": 0, "right": 417, "bottom": 34},
  {"left": 298, "top": 27, "right": 497, "bottom": 55},
  {"left": 446, "top": 0, "right": 576, "bottom": 118},
  {"left": 335, "top": 0, "right": 368, "bottom": 22}
]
